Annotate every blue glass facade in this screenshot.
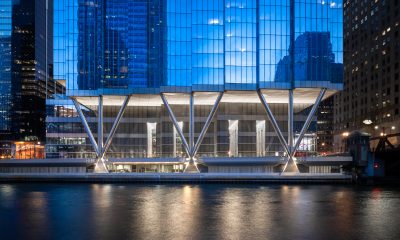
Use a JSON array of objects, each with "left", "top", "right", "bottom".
[
  {"left": 0, "top": 0, "right": 12, "bottom": 135},
  {"left": 259, "top": 0, "right": 291, "bottom": 88},
  {"left": 1, "top": 0, "right": 54, "bottom": 142},
  {"left": 54, "top": 0, "right": 343, "bottom": 95}
]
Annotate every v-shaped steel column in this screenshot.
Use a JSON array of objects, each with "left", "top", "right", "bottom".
[
  {"left": 101, "top": 95, "right": 131, "bottom": 159},
  {"left": 160, "top": 94, "right": 191, "bottom": 157},
  {"left": 257, "top": 89, "right": 326, "bottom": 173},
  {"left": 161, "top": 92, "right": 223, "bottom": 173},
  {"left": 96, "top": 96, "right": 107, "bottom": 172},
  {"left": 72, "top": 96, "right": 130, "bottom": 173},
  {"left": 284, "top": 89, "right": 299, "bottom": 173},
  {"left": 291, "top": 88, "right": 326, "bottom": 158},
  {"left": 257, "top": 90, "right": 291, "bottom": 173},
  {"left": 192, "top": 92, "right": 224, "bottom": 157},
  {"left": 72, "top": 98, "right": 99, "bottom": 155}
]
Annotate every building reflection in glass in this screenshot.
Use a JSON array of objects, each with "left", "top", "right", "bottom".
[{"left": 274, "top": 32, "right": 343, "bottom": 85}]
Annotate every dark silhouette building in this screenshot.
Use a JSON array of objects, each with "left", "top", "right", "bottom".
[
  {"left": 334, "top": 0, "right": 400, "bottom": 151},
  {"left": 0, "top": 0, "right": 61, "bottom": 144},
  {"left": 317, "top": 96, "right": 335, "bottom": 154}
]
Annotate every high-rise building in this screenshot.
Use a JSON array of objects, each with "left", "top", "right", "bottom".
[
  {"left": 47, "top": 0, "right": 343, "bottom": 172},
  {"left": 0, "top": 0, "right": 13, "bottom": 141},
  {"left": 334, "top": 0, "right": 400, "bottom": 151},
  {"left": 317, "top": 96, "right": 334, "bottom": 154},
  {"left": 0, "top": 0, "right": 61, "bottom": 144}
]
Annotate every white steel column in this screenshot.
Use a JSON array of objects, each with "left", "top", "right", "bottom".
[
  {"left": 160, "top": 93, "right": 191, "bottom": 157},
  {"left": 101, "top": 95, "right": 131, "bottom": 158},
  {"left": 258, "top": 89, "right": 327, "bottom": 173},
  {"left": 189, "top": 92, "right": 195, "bottom": 152},
  {"left": 96, "top": 96, "right": 108, "bottom": 172},
  {"left": 98, "top": 96, "right": 103, "bottom": 156},
  {"left": 192, "top": 92, "right": 223, "bottom": 157},
  {"left": 161, "top": 92, "right": 223, "bottom": 173},
  {"left": 288, "top": 89, "right": 294, "bottom": 154},
  {"left": 291, "top": 88, "right": 326, "bottom": 158},
  {"left": 72, "top": 96, "right": 130, "bottom": 173},
  {"left": 258, "top": 89, "right": 295, "bottom": 173},
  {"left": 72, "top": 98, "right": 99, "bottom": 155},
  {"left": 283, "top": 89, "right": 298, "bottom": 173},
  {"left": 185, "top": 92, "right": 199, "bottom": 172},
  {"left": 257, "top": 90, "right": 290, "bottom": 157}
]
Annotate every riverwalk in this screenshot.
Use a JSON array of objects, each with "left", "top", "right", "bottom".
[{"left": 0, "top": 172, "right": 352, "bottom": 183}]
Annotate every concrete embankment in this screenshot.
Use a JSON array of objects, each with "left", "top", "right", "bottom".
[{"left": 0, "top": 173, "right": 352, "bottom": 183}]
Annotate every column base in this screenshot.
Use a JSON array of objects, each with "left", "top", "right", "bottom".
[
  {"left": 282, "top": 157, "right": 299, "bottom": 173},
  {"left": 184, "top": 159, "right": 200, "bottom": 173},
  {"left": 94, "top": 158, "right": 109, "bottom": 173}
]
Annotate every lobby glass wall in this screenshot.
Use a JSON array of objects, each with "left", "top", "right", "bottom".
[{"left": 46, "top": 100, "right": 315, "bottom": 158}]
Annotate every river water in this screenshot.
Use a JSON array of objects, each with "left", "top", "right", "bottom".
[{"left": 0, "top": 183, "right": 399, "bottom": 240}]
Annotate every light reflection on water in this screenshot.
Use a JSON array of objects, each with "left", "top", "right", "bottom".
[{"left": 0, "top": 184, "right": 400, "bottom": 240}]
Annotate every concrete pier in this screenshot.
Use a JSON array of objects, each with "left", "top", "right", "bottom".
[{"left": 0, "top": 173, "right": 352, "bottom": 183}]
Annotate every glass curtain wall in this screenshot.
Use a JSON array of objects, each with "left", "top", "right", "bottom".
[
  {"left": 293, "top": 0, "right": 343, "bottom": 88},
  {"left": 164, "top": 0, "right": 192, "bottom": 89},
  {"left": 56, "top": 0, "right": 342, "bottom": 94},
  {"left": 259, "top": 0, "right": 291, "bottom": 88},
  {"left": 224, "top": 0, "right": 257, "bottom": 90},
  {"left": 192, "top": 0, "right": 224, "bottom": 90},
  {"left": 0, "top": 0, "right": 12, "bottom": 136}
]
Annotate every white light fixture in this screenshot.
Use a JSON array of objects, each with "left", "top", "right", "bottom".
[
  {"left": 363, "top": 119, "right": 373, "bottom": 125},
  {"left": 208, "top": 19, "right": 219, "bottom": 25}
]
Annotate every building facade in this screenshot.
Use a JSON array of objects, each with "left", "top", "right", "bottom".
[
  {"left": 47, "top": 0, "right": 343, "bottom": 172},
  {"left": 316, "top": 96, "right": 334, "bottom": 154},
  {"left": 0, "top": 0, "right": 61, "bottom": 146},
  {"left": 334, "top": 0, "right": 400, "bottom": 151}
]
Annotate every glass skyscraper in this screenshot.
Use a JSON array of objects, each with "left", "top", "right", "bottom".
[
  {"left": 48, "top": 0, "right": 343, "bottom": 173},
  {"left": 0, "top": 0, "right": 60, "bottom": 144},
  {"left": 53, "top": 0, "right": 342, "bottom": 93},
  {"left": 0, "top": 0, "right": 13, "bottom": 140}
]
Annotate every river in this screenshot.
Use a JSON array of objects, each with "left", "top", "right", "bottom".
[{"left": 0, "top": 183, "right": 399, "bottom": 239}]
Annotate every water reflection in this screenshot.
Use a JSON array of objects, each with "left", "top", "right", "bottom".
[{"left": 0, "top": 184, "right": 400, "bottom": 239}]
